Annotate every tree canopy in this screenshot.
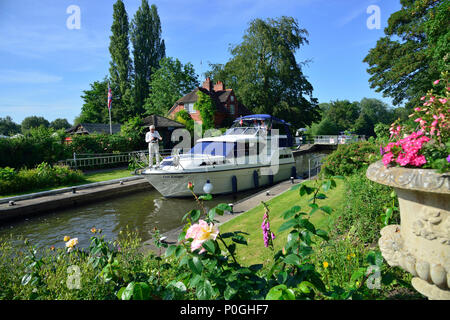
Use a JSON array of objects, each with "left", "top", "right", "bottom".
[
  {"left": 131, "top": 0, "right": 165, "bottom": 114},
  {"left": 78, "top": 78, "right": 110, "bottom": 124},
  {"left": 206, "top": 16, "right": 319, "bottom": 128},
  {"left": 0, "top": 116, "right": 21, "bottom": 136},
  {"left": 363, "top": 0, "right": 449, "bottom": 109},
  {"left": 50, "top": 118, "right": 71, "bottom": 130},
  {"left": 144, "top": 57, "right": 198, "bottom": 116},
  {"left": 21, "top": 116, "right": 50, "bottom": 132}
]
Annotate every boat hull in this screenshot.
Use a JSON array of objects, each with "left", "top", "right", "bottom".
[{"left": 142, "top": 162, "right": 295, "bottom": 197}]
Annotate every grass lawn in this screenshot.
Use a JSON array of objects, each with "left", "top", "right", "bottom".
[
  {"left": 219, "top": 179, "right": 345, "bottom": 267},
  {"left": 0, "top": 168, "right": 133, "bottom": 199}
]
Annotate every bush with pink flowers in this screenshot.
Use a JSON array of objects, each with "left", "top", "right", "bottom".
[{"left": 382, "top": 72, "right": 449, "bottom": 173}]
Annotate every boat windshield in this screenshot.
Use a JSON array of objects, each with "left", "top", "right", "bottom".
[{"left": 188, "top": 141, "right": 235, "bottom": 157}]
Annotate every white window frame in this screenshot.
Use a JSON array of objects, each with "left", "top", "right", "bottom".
[{"left": 185, "top": 103, "right": 195, "bottom": 114}]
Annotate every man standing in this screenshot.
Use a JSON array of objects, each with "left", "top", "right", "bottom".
[{"left": 145, "top": 125, "right": 162, "bottom": 168}]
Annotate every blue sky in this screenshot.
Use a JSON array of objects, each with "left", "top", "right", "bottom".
[{"left": 0, "top": 0, "right": 402, "bottom": 124}]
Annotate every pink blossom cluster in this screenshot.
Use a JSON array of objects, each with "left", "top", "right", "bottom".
[
  {"left": 261, "top": 212, "right": 275, "bottom": 248},
  {"left": 382, "top": 131, "right": 430, "bottom": 167}
]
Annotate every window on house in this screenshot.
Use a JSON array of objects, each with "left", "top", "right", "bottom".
[
  {"left": 229, "top": 104, "right": 235, "bottom": 114},
  {"left": 185, "top": 103, "right": 195, "bottom": 114},
  {"left": 230, "top": 95, "right": 235, "bottom": 102}
]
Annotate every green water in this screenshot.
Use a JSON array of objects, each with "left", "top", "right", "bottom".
[{"left": 0, "top": 189, "right": 253, "bottom": 250}]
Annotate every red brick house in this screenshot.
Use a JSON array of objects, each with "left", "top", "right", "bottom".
[{"left": 167, "top": 78, "right": 252, "bottom": 127}]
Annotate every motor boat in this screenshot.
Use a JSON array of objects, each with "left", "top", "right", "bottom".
[{"left": 139, "top": 114, "right": 297, "bottom": 197}]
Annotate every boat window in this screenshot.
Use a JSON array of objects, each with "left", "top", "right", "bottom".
[{"left": 189, "top": 141, "right": 234, "bottom": 157}]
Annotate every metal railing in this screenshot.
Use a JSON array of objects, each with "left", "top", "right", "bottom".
[
  {"left": 58, "top": 148, "right": 173, "bottom": 169},
  {"left": 295, "top": 135, "right": 366, "bottom": 147}
]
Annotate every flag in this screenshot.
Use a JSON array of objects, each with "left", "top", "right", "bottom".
[{"left": 107, "top": 83, "right": 112, "bottom": 110}]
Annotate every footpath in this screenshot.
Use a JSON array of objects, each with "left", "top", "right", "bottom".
[{"left": 141, "top": 177, "right": 306, "bottom": 253}]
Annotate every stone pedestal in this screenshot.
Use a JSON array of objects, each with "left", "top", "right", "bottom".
[{"left": 366, "top": 161, "right": 450, "bottom": 300}]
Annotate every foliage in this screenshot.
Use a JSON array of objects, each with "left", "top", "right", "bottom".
[
  {"left": 109, "top": 0, "right": 133, "bottom": 123},
  {"left": 0, "top": 162, "right": 85, "bottom": 195},
  {"left": 21, "top": 116, "right": 50, "bottom": 132},
  {"left": 145, "top": 57, "right": 198, "bottom": 116},
  {"left": 194, "top": 90, "right": 215, "bottom": 131},
  {"left": 363, "top": 0, "right": 449, "bottom": 109},
  {"left": 206, "top": 16, "right": 319, "bottom": 128},
  {"left": 381, "top": 72, "right": 449, "bottom": 172},
  {"left": 0, "top": 116, "right": 21, "bottom": 136},
  {"left": 174, "top": 109, "right": 195, "bottom": 133},
  {"left": 0, "top": 127, "right": 68, "bottom": 169},
  {"left": 120, "top": 116, "right": 146, "bottom": 150},
  {"left": 330, "top": 172, "right": 400, "bottom": 245},
  {"left": 50, "top": 118, "right": 71, "bottom": 130},
  {"left": 78, "top": 78, "right": 110, "bottom": 124},
  {"left": 131, "top": 1, "right": 165, "bottom": 114},
  {"left": 320, "top": 141, "right": 381, "bottom": 177}
]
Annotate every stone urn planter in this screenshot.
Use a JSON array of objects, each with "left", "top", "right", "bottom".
[{"left": 366, "top": 160, "right": 450, "bottom": 300}]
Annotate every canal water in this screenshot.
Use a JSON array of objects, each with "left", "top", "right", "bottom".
[{"left": 0, "top": 151, "right": 328, "bottom": 250}]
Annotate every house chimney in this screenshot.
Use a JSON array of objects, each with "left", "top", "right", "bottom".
[
  {"left": 213, "top": 81, "right": 225, "bottom": 91},
  {"left": 202, "top": 77, "right": 212, "bottom": 91}
]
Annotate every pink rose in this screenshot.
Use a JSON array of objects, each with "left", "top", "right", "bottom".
[
  {"left": 185, "top": 220, "right": 219, "bottom": 253},
  {"left": 433, "top": 80, "right": 440, "bottom": 85}
]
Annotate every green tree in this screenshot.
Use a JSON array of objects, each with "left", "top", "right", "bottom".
[
  {"left": 131, "top": 1, "right": 165, "bottom": 114},
  {"left": 50, "top": 118, "right": 71, "bottom": 130},
  {"left": 109, "top": 0, "right": 133, "bottom": 122},
  {"left": 206, "top": 16, "right": 319, "bottom": 128},
  {"left": 174, "top": 109, "right": 194, "bottom": 133},
  {"left": 21, "top": 116, "right": 49, "bottom": 132},
  {"left": 194, "top": 90, "right": 215, "bottom": 131},
  {"left": 363, "top": 0, "right": 449, "bottom": 109},
  {"left": 144, "top": 57, "right": 198, "bottom": 116},
  {"left": 324, "top": 100, "right": 360, "bottom": 133},
  {"left": 352, "top": 98, "right": 394, "bottom": 137},
  {"left": 0, "top": 116, "right": 21, "bottom": 135},
  {"left": 78, "top": 78, "right": 110, "bottom": 124}
]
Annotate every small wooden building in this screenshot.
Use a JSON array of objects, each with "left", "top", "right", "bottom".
[
  {"left": 141, "top": 114, "right": 185, "bottom": 149},
  {"left": 65, "top": 123, "right": 122, "bottom": 135}
]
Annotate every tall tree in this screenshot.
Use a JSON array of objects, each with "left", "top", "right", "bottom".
[
  {"left": 194, "top": 91, "right": 215, "bottom": 131},
  {"left": 363, "top": 0, "right": 449, "bottom": 109},
  {"left": 78, "top": 78, "right": 110, "bottom": 124},
  {"left": 0, "top": 116, "right": 21, "bottom": 135},
  {"left": 144, "top": 57, "right": 198, "bottom": 115},
  {"left": 131, "top": 1, "right": 165, "bottom": 114},
  {"left": 109, "top": 0, "right": 133, "bottom": 122},
  {"left": 206, "top": 16, "right": 318, "bottom": 128}
]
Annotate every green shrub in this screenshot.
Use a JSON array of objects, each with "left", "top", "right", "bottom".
[
  {"left": 329, "top": 172, "right": 400, "bottom": 244},
  {"left": 0, "top": 163, "right": 85, "bottom": 195},
  {"left": 321, "top": 141, "right": 381, "bottom": 177}
]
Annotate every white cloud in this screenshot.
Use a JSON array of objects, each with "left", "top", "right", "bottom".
[{"left": 0, "top": 70, "right": 63, "bottom": 84}]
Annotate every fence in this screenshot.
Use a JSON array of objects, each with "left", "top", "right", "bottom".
[
  {"left": 295, "top": 135, "right": 366, "bottom": 146},
  {"left": 58, "top": 148, "right": 173, "bottom": 170}
]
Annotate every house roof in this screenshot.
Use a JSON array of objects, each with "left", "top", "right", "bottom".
[
  {"left": 142, "top": 114, "right": 185, "bottom": 128},
  {"left": 65, "top": 123, "right": 122, "bottom": 135},
  {"left": 170, "top": 87, "right": 252, "bottom": 116}
]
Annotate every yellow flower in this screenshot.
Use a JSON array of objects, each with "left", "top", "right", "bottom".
[
  {"left": 65, "top": 238, "right": 79, "bottom": 251},
  {"left": 64, "top": 236, "right": 71, "bottom": 242},
  {"left": 323, "top": 261, "right": 329, "bottom": 269},
  {"left": 347, "top": 255, "right": 351, "bottom": 260},
  {"left": 90, "top": 227, "right": 97, "bottom": 233},
  {"left": 351, "top": 253, "right": 356, "bottom": 258}
]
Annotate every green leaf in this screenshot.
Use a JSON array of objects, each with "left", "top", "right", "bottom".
[
  {"left": 133, "top": 282, "right": 150, "bottom": 300},
  {"left": 220, "top": 232, "right": 234, "bottom": 239},
  {"left": 202, "top": 239, "right": 216, "bottom": 254},
  {"left": 278, "top": 219, "right": 298, "bottom": 232},
  {"left": 165, "top": 245, "right": 177, "bottom": 257},
  {"left": 178, "top": 231, "right": 186, "bottom": 242},
  {"left": 196, "top": 279, "right": 214, "bottom": 300},
  {"left": 298, "top": 281, "right": 316, "bottom": 294},
  {"left": 232, "top": 235, "right": 247, "bottom": 245},
  {"left": 175, "top": 246, "right": 186, "bottom": 258},
  {"left": 298, "top": 218, "right": 316, "bottom": 233},
  {"left": 216, "top": 203, "right": 232, "bottom": 212},
  {"left": 283, "top": 254, "right": 301, "bottom": 267},
  {"left": 315, "top": 229, "right": 329, "bottom": 241},
  {"left": 265, "top": 284, "right": 295, "bottom": 300},
  {"left": 322, "top": 180, "right": 331, "bottom": 192},
  {"left": 283, "top": 206, "right": 301, "bottom": 220},
  {"left": 319, "top": 206, "right": 333, "bottom": 215},
  {"left": 188, "top": 256, "right": 203, "bottom": 274},
  {"left": 308, "top": 203, "right": 319, "bottom": 215},
  {"left": 121, "top": 282, "right": 135, "bottom": 300},
  {"left": 198, "top": 194, "right": 212, "bottom": 201}
]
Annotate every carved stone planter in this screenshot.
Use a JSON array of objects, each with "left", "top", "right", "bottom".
[{"left": 366, "top": 160, "right": 450, "bottom": 300}]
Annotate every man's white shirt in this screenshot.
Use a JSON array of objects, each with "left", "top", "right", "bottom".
[{"left": 146, "top": 131, "right": 161, "bottom": 143}]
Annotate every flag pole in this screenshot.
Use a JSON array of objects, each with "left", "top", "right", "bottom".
[{"left": 108, "top": 82, "right": 112, "bottom": 135}]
